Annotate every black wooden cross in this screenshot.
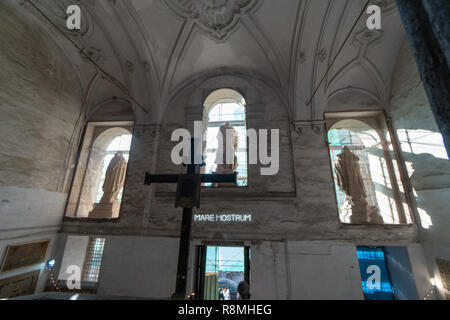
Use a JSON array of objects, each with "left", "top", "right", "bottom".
[{"left": 144, "top": 139, "right": 237, "bottom": 300}]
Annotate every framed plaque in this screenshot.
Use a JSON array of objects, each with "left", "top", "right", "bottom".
[
  {"left": 1, "top": 240, "right": 50, "bottom": 273},
  {"left": 0, "top": 269, "right": 40, "bottom": 299}
]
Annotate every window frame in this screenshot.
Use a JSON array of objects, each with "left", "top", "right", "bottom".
[
  {"left": 64, "top": 121, "right": 134, "bottom": 220},
  {"left": 202, "top": 89, "right": 249, "bottom": 188},
  {"left": 81, "top": 236, "right": 106, "bottom": 283},
  {"left": 324, "top": 110, "right": 415, "bottom": 227}
]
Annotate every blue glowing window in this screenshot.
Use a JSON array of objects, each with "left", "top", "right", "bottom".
[{"left": 357, "top": 247, "right": 394, "bottom": 300}]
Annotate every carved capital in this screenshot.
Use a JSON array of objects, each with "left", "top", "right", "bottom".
[
  {"left": 134, "top": 124, "right": 162, "bottom": 138},
  {"left": 292, "top": 120, "right": 325, "bottom": 135}
]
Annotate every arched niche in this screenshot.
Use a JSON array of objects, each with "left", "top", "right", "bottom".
[
  {"left": 92, "top": 127, "right": 132, "bottom": 151},
  {"left": 203, "top": 88, "right": 247, "bottom": 115},
  {"left": 202, "top": 89, "right": 248, "bottom": 187},
  {"left": 156, "top": 72, "right": 296, "bottom": 195},
  {"left": 65, "top": 123, "right": 134, "bottom": 218},
  {"left": 325, "top": 112, "right": 413, "bottom": 225},
  {"left": 161, "top": 71, "right": 291, "bottom": 127},
  {"left": 325, "top": 88, "right": 381, "bottom": 112}
]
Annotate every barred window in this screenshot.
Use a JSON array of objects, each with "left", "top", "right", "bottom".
[{"left": 82, "top": 237, "right": 106, "bottom": 283}]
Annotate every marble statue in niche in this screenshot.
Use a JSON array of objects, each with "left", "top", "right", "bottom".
[
  {"left": 335, "top": 146, "right": 384, "bottom": 224},
  {"left": 100, "top": 152, "right": 128, "bottom": 203},
  {"left": 214, "top": 123, "right": 238, "bottom": 186},
  {"left": 89, "top": 152, "right": 128, "bottom": 219}
]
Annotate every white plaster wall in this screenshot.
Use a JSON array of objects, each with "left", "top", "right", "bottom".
[
  {"left": 58, "top": 236, "right": 89, "bottom": 281},
  {"left": 407, "top": 244, "right": 434, "bottom": 299},
  {"left": 261, "top": 240, "right": 364, "bottom": 300},
  {"left": 97, "top": 236, "right": 179, "bottom": 299},
  {"left": 0, "top": 186, "right": 66, "bottom": 231},
  {"left": 250, "top": 241, "right": 280, "bottom": 300},
  {"left": 280, "top": 242, "right": 363, "bottom": 300}
]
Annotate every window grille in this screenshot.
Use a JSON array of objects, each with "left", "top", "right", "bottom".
[{"left": 82, "top": 237, "right": 106, "bottom": 283}]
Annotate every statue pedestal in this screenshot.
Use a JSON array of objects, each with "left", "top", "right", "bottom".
[
  {"left": 212, "top": 169, "right": 237, "bottom": 188},
  {"left": 349, "top": 199, "right": 369, "bottom": 224},
  {"left": 214, "top": 183, "right": 238, "bottom": 188},
  {"left": 368, "top": 205, "right": 384, "bottom": 224},
  {"left": 349, "top": 200, "right": 385, "bottom": 224},
  {"left": 89, "top": 201, "right": 121, "bottom": 219}
]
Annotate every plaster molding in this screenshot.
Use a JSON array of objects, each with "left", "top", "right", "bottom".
[
  {"left": 292, "top": 120, "right": 326, "bottom": 135},
  {"left": 164, "top": 0, "right": 262, "bottom": 43}
]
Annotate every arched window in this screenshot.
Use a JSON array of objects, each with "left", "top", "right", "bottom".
[
  {"left": 327, "top": 118, "right": 411, "bottom": 225},
  {"left": 203, "top": 89, "right": 248, "bottom": 187},
  {"left": 65, "top": 123, "right": 133, "bottom": 219}
]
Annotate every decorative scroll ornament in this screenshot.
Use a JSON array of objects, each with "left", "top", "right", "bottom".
[{"left": 165, "top": 0, "right": 261, "bottom": 42}]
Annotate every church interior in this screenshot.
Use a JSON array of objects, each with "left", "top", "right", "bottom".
[{"left": 0, "top": 0, "right": 449, "bottom": 301}]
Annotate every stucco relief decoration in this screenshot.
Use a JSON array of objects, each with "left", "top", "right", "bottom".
[{"left": 166, "top": 0, "right": 261, "bottom": 42}]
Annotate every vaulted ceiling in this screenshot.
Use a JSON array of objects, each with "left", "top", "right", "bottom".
[{"left": 17, "top": 0, "right": 405, "bottom": 122}]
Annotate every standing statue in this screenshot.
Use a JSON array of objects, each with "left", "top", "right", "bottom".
[
  {"left": 100, "top": 152, "right": 128, "bottom": 203},
  {"left": 90, "top": 152, "right": 128, "bottom": 219},
  {"left": 335, "top": 147, "right": 367, "bottom": 203},
  {"left": 334, "top": 146, "right": 383, "bottom": 224},
  {"left": 215, "top": 122, "right": 239, "bottom": 174}
]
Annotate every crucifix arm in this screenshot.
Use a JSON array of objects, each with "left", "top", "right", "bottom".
[
  {"left": 145, "top": 172, "right": 238, "bottom": 185},
  {"left": 201, "top": 172, "right": 237, "bottom": 184},
  {"left": 145, "top": 173, "right": 178, "bottom": 185}
]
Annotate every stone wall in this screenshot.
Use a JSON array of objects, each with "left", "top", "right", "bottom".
[{"left": 0, "top": 2, "right": 83, "bottom": 290}]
